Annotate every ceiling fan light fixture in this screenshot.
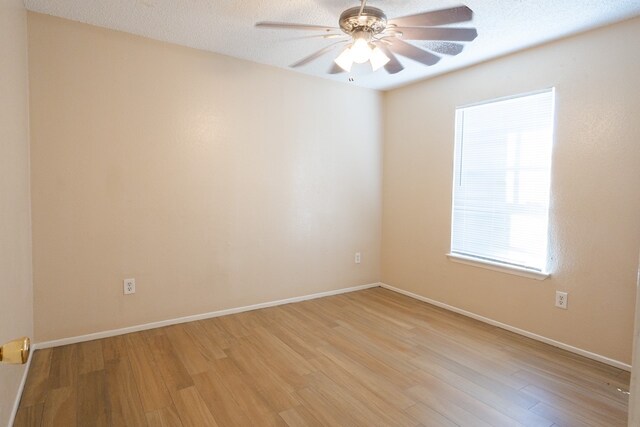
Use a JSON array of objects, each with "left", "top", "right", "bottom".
[
  {"left": 370, "top": 46, "right": 390, "bottom": 71},
  {"left": 334, "top": 48, "right": 354, "bottom": 72},
  {"left": 257, "top": 2, "right": 477, "bottom": 77}
]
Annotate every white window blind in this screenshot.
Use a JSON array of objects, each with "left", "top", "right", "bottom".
[{"left": 451, "top": 89, "right": 555, "bottom": 273}]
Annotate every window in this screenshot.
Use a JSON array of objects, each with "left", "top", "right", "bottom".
[{"left": 449, "top": 89, "right": 555, "bottom": 279}]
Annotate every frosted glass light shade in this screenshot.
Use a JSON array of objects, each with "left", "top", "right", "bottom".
[
  {"left": 370, "top": 46, "right": 390, "bottom": 71},
  {"left": 334, "top": 48, "right": 354, "bottom": 72}
]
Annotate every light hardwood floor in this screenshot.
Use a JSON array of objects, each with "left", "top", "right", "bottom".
[{"left": 15, "top": 287, "right": 630, "bottom": 426}]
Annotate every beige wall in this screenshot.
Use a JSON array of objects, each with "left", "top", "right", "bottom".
[
  {"left": 28, "top": 13, "right": 382, "bottom": 342},
  {"left": 382, "top": 17, "right": 640, "bottom": 364},
  {"left": 0, "top": 1, "right": 33, "bottom": 425}
]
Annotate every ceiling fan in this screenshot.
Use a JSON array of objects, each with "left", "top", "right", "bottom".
[{"left": 256, "top": 1, "right": 478, "bottom": 75}]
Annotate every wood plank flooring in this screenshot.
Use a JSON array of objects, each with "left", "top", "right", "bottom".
[{"left": 14, "top": 288, "right": 630, "bottom": 426}]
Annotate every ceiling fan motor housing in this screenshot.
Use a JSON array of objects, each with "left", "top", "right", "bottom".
[{"left": 339, "top": 6, "right": 387, "bottom": 36}]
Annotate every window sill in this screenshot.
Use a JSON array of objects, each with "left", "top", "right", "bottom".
[{"left": 446, "top": 253, "right": 550, "bottom": 281}]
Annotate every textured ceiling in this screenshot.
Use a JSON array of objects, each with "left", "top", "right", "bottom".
[{"left": 24, "top": 0, "right": 640, "bottom": 90}]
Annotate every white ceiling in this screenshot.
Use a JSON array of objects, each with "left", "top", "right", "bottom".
[{"left": 24, "top": 0, "right": 640, "bottom": 90}]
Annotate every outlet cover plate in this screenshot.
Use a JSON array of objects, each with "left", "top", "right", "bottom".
[
  {"left": 555, "top": 291, "right": 568, "bottom": 309},
  {"left": 124, "top": 278, "right": 136, "bottom": 295}
]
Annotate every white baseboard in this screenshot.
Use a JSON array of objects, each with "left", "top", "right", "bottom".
[
  {"left": 34, "top": 282, "right": 381, "bottom": 350},
  {"left": 7, "top": 348, "right": 34, "bottom": 427},
  {"left": 380, "top": 283, "right": 632, "bottom": 372}
]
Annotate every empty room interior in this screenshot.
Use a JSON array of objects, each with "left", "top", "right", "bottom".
[{"left": 2, "top": 0, "right": 640, "bottom": 426}]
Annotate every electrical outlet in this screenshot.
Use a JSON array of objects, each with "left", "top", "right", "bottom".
[
  {"left": 555, "top": 291, "right": 568, "bottom": 309},
  {"left": 124, "top": 278, "right": 136, "bottom": 295},
  {"left": 355, "top": 252, "right": 361, "bottom": 264}
]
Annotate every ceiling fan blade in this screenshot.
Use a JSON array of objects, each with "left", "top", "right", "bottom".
[
  {"left": 290, "top": 41, "right": 345, "bottom": 68},
  {"left": 388, "top": 39, "right": 440, "bottom": 66},
  {"left": 289, "top": 34, "right": 348, "bottom": 41},
  {"left": 396, "top": 27, "right": 478, "bottom": 42},
  {"left": 422, "top": 42, "right": 465, "bottom": 56},
  {"left": 377, "top": 45, "right": 404, "bottom": 74},
  {"left": 389, "top": 6, "right": 473, "bottom": 27},
  {"left": 255, "top": 22, "right": 339, "bottom": 32}
]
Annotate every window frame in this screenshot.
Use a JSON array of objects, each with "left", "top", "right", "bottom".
[{"left": 447, "top": 88, "right": 556, "bottom": 280}]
